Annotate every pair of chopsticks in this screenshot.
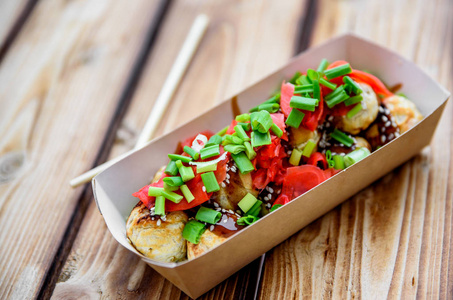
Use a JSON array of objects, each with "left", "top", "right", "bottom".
[{"left": 70, "top": 14, "right": 209, "bottom": 188}]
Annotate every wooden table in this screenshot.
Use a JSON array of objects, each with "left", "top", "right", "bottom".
[{"left": 0, "top": 0, "right": 451, "bottom": 299}]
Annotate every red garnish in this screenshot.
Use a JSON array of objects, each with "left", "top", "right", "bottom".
[
  {"left": 280, "top": 82, "right": 295, "bottom": 117},
  {"left": 306, "top": 152, "right": 328, "bottom": 170},
  {"left": 270, "top": 113, "right": 288, "bottom": 141},
  {"left": 251, "top": 138, "right": 287, "bottom": 190}
]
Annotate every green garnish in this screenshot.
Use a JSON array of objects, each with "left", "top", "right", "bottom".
[
  {"left": 325, "top": 150, "right": 335, "bottom": 168},
  {"left": 270, "top": 123, "right": 283, "bottom": 138},
  {"left": 231, "top": 152, "right": 255, "bottom": 174},
  {"left": 307, "top": 69, "right": 319, "bottom": 81},
  {"left": 333, "top": 155, "right": 345, "bottom": 170},
  {"left": 224, "top": 144, "right": 246, "bottom": 154},
  {"left": 285, "top": 109, "right": 305, "bottom": 128},
  {"left": 183, "top": 146, "right": 199, "bottom": 160},
  {"left": 290, "top": 96, "right": 318, "bottom": 111},
  {"left": 296, "top": 75, "right": 310, "bottom": 85},
  {"left": 200, "top": 172, "right": 220, "bottom": 193},
  {"left": 302, "top": 140, "right": 316, "bottom": 157},
  {"left": 180, "top": 184, "right": 195, "bottom": 202},
  {"left": 163, "top": 176, "right": 184, "bottom": 187},
  {"left": 237, "top": 215, "right": 259, "bottom": 226},
  {"left": 344, "top": 95, "right": 363, "bottom": 106},
  {"left": 289, "top": 148, "right": 302, "bottom": 166},
  {"left": 258, "top": 103, "right": 280, "bottom": 113},
  {"left": 148, "top": 186, "right": 164, "bottom": 197},
  {"left": 200, "top": 144, "right": 220, "bottom": 160},
  {"left": 223, "top": 134, "right": 244, "bottom": 145},
  {"left": 176, "top": 160, "right": 195, "bottom": 182},
  {"left": 182, "top": 220, "right": 206, "bottom": 244},
  {"left": 161, "top": 190, "right": 183, "bottom": 203},
  {"left": 251, "top": 130, "right": 271, "bottom": 147},
  {"left": 244, "top": 141, "right": 257, "bottom": 160},
  {"left": 154, "top": 196, "right": 165, "bottom": 216},
  {"left": 343, "top": 76, "right": 363, "bottom": 95},
  {"left": 164, "top": 160, "right": 179, "bottom": 176},
  {"left": 324, "top": 63, "right": 352, "bottom": 80},
  {"left": 346, "top": 103, "right": 363, "bottom": 119},
  {"left": 294, "top": 84, "right": 314, "bottom": 94},
  {"left": 330, "top": 129, "right": 354, "bottom": 147},
  {"left": 319, "top": 77, "right": 337, "bottom": 90},
  {"left": 312, "top": 79, "right": 320, "bottom": 100},
  {"left": 317, "top": 59, "right": 329, "bottom": 73},
  {"left": 195, "top": 207, "right": 222, "bottom": 224},
  {"left": 205, "top": 134, "right": 223, "bottom": 147},
  {"left": 247, "top": 200, "right": 263, "bottom": 217},
  {"left": 235, "top": 113, "right": 251, "bottom": 122},
  {"left": 168, "top": 154, "right": 192, "bottom": 163},
  {"left": 344, "top": 147, "right": 371, "bottom": 167},
  {"left": 216, "top": 125, "right": 229, "bottom": 136},
  {"left": 196, "top": 161, "right": 218, "bottom": 173},
  {"left": 236, "top": 122, "right": 251, "bottom": 131},
  {"left": 234, "top": 125, "right": 250, "bottom": 142},
  {"left": 250, "top": 110, "right": 273, "bottom": 133},
  {"left": 238, "top": 193, "right": 258, "bottom": 213},
  {"left": 289, "top": 71, "right": 302, "bottom": 84}
]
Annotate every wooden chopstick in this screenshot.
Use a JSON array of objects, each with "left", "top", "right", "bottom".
[{"left": 70, "top": 14, "right": 209, "bottom": 188}]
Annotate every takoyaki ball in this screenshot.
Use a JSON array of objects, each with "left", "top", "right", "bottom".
[
  {"left": 355, "top": 137, "right": 372, "bottom": 152},
  {"left": 289, "top": 126, "right": 320, "bottom": 150},
  {"left": 187, "top": 212, "right": 244, "bottom": 260},
  {"left": 383, "top": 95, "right": 423, "bottom": 133},
  {"left": 336, "top": 83, "right": 379, "bottom": 135},
  {"left": 211, "top": 160, "right": 258, "bottom": 211},
  {"left": 126, "top": 206, "right": 188, "bottom": 262}
]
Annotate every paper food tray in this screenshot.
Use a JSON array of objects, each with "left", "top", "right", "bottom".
[{"left": 92, "top": 34, "right": 450, "bottom": 299}]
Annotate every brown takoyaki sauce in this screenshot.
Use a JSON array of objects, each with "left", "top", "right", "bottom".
[
  {"left": 364, "top": 104, "right": 400, "bottom": 150},
  {"left": 211, "top": 213, "right": 244, "bottom": 238}
]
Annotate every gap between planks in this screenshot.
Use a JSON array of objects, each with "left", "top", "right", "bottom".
[{"left": 36, "top": 0, "right": 173, "bottom": 298}]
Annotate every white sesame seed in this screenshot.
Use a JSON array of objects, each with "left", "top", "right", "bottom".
[
  {"left": 388, "top": 133, "right": 394, "bottom": 140},
  {"left": 265, "top": 186, "right": 270, "bottom": 191},
  {"left": 202, "top": 186, "right": 206, "bottom": 192},
  {"left": 385, "top": 121, "right": 391, "bottom": 127},
  {"left": 325, "top": 122, "right": 330, "bottom": 128},
  {"left": 395, "top": 132, "right": 400, "bottom": 137},
  {"left": 340, "top": 152, "right": 345, "bottom": 156},
  {"left": 266, "top": 203, "right": 271, "bottom": 208},
  {"left": 379, "top": 106, "right": 384, "bottom": 113},
  {"left": 228, "top": 210, "right": 234, "bottom": 214},
  {"left": 225, "top": 179, "right": 230, "bottom": 184},
  {"left": 385, "top": 108, "right": 390, "bottom": 114},
  {"left": 161, "top": 215, "right": 166, "bottom": 221},
  {"left": 221, "top": 182, "right": 226, "bottom": 188},
  {"left": 226, "top": 173, "right": 230, "bottom": 179},
  {"left": 268, "top": 193, "right": 272, "bottom": 199},
  {"left": 151, "top": 217, "right": 155, "bottom": 221},
  {"left": 157, "top": 219, "right": 161, "bottom": 226},
  {"left": 222, "top": 209, "right": 226, "bottom": 213},
  {"left": 269, "top": 187, "right": 274, "bottom": 193},
  {"left": 381, "top": 115, "right": 388, "bottom": 122},
  {"left": 381, "top": 127, "right": 386, "bottom": 133},
  {"left": 276, "top": 189, "right": 281, "bottom": 194},
  {"left": 210, "top": 225, "right": 214, "bottom": 231},
  {"left": 214, "top": 202, "right": 219, "bottom": 208},
  {"left": 264, "top": 196, "right": 269, "bottom": 201},
  {"left": 216, "top": 208, "right": 221, "bottom": 211},
  {"left": 328, "top": 116, "right": 334, "bottom": 121},
  {"left": 381, "top": 135, "right": 386, "bottom": 143},
  {"left": 339, "top": 143, "right": 344, "bottom": 147},
  {"left": 392, "top": 122, "right": 397, "bottom": 127}
]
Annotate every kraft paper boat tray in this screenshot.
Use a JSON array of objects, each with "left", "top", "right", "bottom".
[{"left": 92, "top": 34, "right": 450, "bottom": 298}]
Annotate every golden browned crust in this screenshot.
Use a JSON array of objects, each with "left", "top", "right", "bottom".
[
  {"left": 126, "top": 204, "right": 188, "bottom": 262},
  {"left": 383, "top": 95, "right": 423, "bottom": 133},
  {"left": 187, "top": 229, "right": 227, "bottom": 260}
]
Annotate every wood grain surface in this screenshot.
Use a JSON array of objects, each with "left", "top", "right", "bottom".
[{"left": 0, "top": 0, "right": 451, "bottom": 299}]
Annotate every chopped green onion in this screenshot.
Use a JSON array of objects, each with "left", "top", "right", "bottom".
[
  {"left": 154, "top": 196, "right": 165, "bottom": 216},
  {"left": 290, "top": 96, "right": 318, "bottom": 111},
  {"left": 285, "top": 109, "right": 305, "bottom": 128},
  {"left": 307, "top": 69, "right": 319, "bottom": 81},
  {"left": 312, "top": 79, "right": 320, "bottom": 100},
  {"left": 205, "top": 134, "right": 223, "bottom": 147},
  {"left": 164, "top": 160, "right": 179, "bottom": 176},
  {"left": 344, "top": 95, "right": 363, "bottom": 106},
  {"left": 246, "top": 200, "right": 263, "bottom": 217},
  {"left": 324, "top": 63, "right": 352, "bottom": 80},
  {"left": 200, "top": 172, "right": 220, "bottom": 193},
  {"left": 258, "top": 103, "right": 280, "bottom": 113},
  {"left": 182, "top": 220, "right": 206, "bottom": 244},
  {"left": 296, "top": 75, "right": 311, "bottom": 85},
  {"left": 330, "top": 129, "right": 354, "bottom": 147},
  {"left": 148, "top": 186, "right": 164, "bottom": 197},
  {"left": 343, "top": 76, "right": 363, "bottom": 95},
  {"left": 270, "top": 204, "right": 283, "bottom": 212},
  {"left": 161, "top": 190, "right": 183, "bottom": 203},
  {"left": 289, "top": 71, "right": 302, "bottom": 84},
  {"left": 231, "top": 152, "right": 255, "bottom": 174},
  {"left": 200, "top": 145, "right": 220, "bottom": 159},
  {"left": 177, "top": 162, "right": 195, "bottom": 182},
  {"left": 244, "top": 142, "right": 256, "bottom": 160},
  {"left": 216, "top": 125, "right": 229, "bottom": 136},
  {"left": 294, "top": 84, "right": 314, "bottom": 94},
  {"left": 270, "top": 123, "right": 283, "bottom": 138},
  {"left": 234, "top": 125, "right": 250, "bottom": 142},
  {"left": 251, "top": 130, "right": 271, "bottom": 147},
  {"left": 344, "top": 147, "right": 371, "bottom": 167},
  {"left": 195, "top": 207, "right": 222, "bottom": 224},
  {"left": 196, "top": 161, "right": 218, "bottom": 173},
  {"left": 333, "top": 155, "right": 345, "bottom": 170},
  {"left": 163, "top": 182, "right": 179, "bottom": 191},
  {"left": 168, "top": 154, "right": 192, "bottom": 163},
  {"left": 237, "top": 215, "right": 259, "bottom": 226},
  {"left": 319, "top": 78, "right": 337, "bottom": 90},
  {"left": 325, "top": 150, "right": 334, "bottom": 168},
  {"left": 163, "top": 176, "right": 184, "bottom": 187},
  {"left": 237, "top": 122, "right": 251, "bottom": 131},
  {"left": 236, "top": 113, "right": 251, "bottom": 122},
  {"left": 325, "top": 90, "right": 349, "bottom": 108},
  {"left": 224, "top": 144, "right": 246, "bottom": 154},
  {"left": 346, "top": 103, "right": 363, "bottom": 119},
  {"left": 223, "top": 134, "right": 244, "bottom": 145},
  {"left": 183, "top": 146, "right": 199, "bottom": 160},
  {"left": 249, "top": 95, "right": 280, "bottom": 112},
  {"left": 180, "top": 184, "right": 195, "bottom": 202},
  {"left": 238, "top": 193, "right": 258, "bottom": 213},
  {"left": 289, "top": 148, "right": 302, "bottom": 166},
  {"left": 302, "top": 140, "right": 316, "bottom": 157},
  {"left": 325, "top": 85, "right": 344, "bottom": 100},
  {"left": 250, "top": 111, "right": 273, "bottom": 133},
  {"left": 317, "top": 59, "right": 329, "bottom": 73}
]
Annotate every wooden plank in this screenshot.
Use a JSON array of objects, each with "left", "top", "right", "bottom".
[
  {"left": 0, "top": 1, "right": 167, "bottom": 299},
  {"left": 259, "top": 0, "right": 453, "bottom": 299},
  {"left": 52, "top": 0, "right": 309, "bottom": 298}
]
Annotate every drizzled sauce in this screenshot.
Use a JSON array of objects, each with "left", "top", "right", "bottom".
[{"left": 211, "top": 213, "right": 244, "bottom": 238}]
